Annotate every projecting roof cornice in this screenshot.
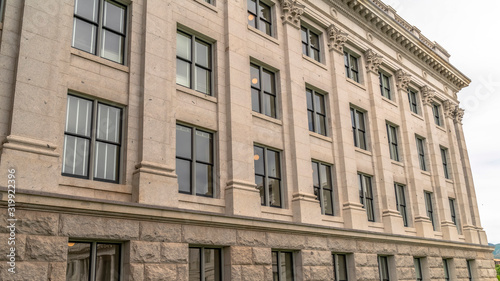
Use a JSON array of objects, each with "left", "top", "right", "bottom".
[{"left": 325, "top": 0, "right": 471, "bottom": 90}]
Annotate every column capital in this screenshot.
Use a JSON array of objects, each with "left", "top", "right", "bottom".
[
  {"left": 395, "top": 69, "right": 411, "bottom": 90},
  {"left": 327, "top": 24, "right": 348, "bottom": 53},
  {"left": 453, "top": 107, "right": 465, "bottom": 124},
  {"left": 443, "top": 100, "right": 456, "bottom": 119},
  {"left": 420, "top": 85, "right": 435, "bottom": 105},
  {"left": 364, "top": 49, "right": 383, "bottom": 74},
  {"left": 278, "top": 0, "right": 305, "bottom": 29}
]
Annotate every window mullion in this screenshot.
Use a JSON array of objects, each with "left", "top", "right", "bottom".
[
  {"left": 89, "top": 101, "right": 98, "bottom": 180},
  {"left": 191, "top": 37, "right": 196, "bottom": 91},
  {"left": 192, "top": 129, "right": 196, "bottom": 195},
  {"left": 264, "top": 147, "right": 270, "bottom": 206},
  {"left": 259, "top": 66, "right": 264, "bottom": 116},
  {"left": 96, "top": 0, "right": 104, "bottom": 58}
]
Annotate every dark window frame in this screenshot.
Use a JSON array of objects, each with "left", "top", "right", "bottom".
[
  {"left": 272, "top": 250, "right": 294, "bottom": 281},
  {"left": 358, "top": 173, "right": 375, "bottom": 222},
  {"left": 344, "top": 51, "right": 360, "bottom": 82},
  {"left": 466, "top": 260, "right": 473, "bottom": 281},
  {"left": 441, "top": 147, "right": 450, "bottom": 179},
  {"left": 188, "top": 247, "right": 222, "bottom": 281},
  {"left": 425, "top": 191, "right": 435, "bottom": 230},
  {"left": 379, "top": 72, "right": 392, "bottom": 100},
  {"left": 378, "top": 256, "right": 391, "bottom": 281},
  {"left": 332, "top": 253, "right": 349, "bottom": 281},
  {"left": 408, "top": 88, "right": 419, "bottom": 114},
  {"left": 350, "top": 107, "right": 367, "bottom": 150},
  {"left": 386, "top": 123, "right": 399, "bottom": 161},
  {"left": 312, "top": 161, "right": 334, "bottom": 216},
  {"left": 414, "top": 257, "right": 423, "bottom": 281},
  {"left": 416, "top": 137, "right": 427, "bottom": 171},
  {"left": 443, "top": 259, "right": 450, "bottom": 281},
  {"left": 301, "top": 26, "right": 321, "bottom": 62},
  {"left": 66, "top": 240, "right": 122, "bottom": 281},
  {"left": 306, "top": 88, "right": 327, "bottom": 136},
  {"left": 394, "top": 183, "right": 408, "bottom": 227},
  {"left": 251, "top": 63, "right": 277, "bottom": 118},
  {"left": 247, "top": 0, "right": 273, "bottom": 36},
  {"left": 254, "top": 145, "right": 283, "bottom": 208}
]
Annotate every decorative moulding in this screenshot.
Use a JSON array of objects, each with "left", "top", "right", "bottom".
[
  {"left": 364, "top": 49, "right": 383, "bottom": 73},
  {"left": 278, "top": 0, "right": 305, "bottom": 29},
  {"left": 395, "top": 69, "right": 411, "bottom": 90},
  {"left": 327, "top": 24, "right": 348, "bottom": 53}
]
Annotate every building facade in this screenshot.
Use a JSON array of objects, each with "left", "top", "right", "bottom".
[{"left": 0, "top": 0, "right": 496, "bottom": 280}]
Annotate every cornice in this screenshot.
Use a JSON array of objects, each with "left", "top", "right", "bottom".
[{"left": 323, "top": 0, "right": 471, "bottom": 90}]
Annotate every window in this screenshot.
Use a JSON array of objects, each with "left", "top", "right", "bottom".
[
  {"left": 379, "top": 72, "right": 391, "bottom": 100},
  {"left": 378, "top": 256, "right": 390, "bottom": 281},
  {"left": 416, "top": 137, "right": 427, "bottom": 171},
  {"left": 358, "top": 173, "right": 375, "bottom": 222},
  {"left": 344, "top": 51, "right": 359, "bottom": 82},
  {"left": 176, "top": 124, "right": 214, "bottom": 197},
  {"left": 425, "top": 192, "right": 435, "bottom": 230},
  {"left": 62, "top": 95, "right": 122, "bottom": 183},
  {"left": 441, "top": 147, "right": 450, "bottom": 179},
  {"left": 443, "top": 259, "right": 450, "bottom": 281},
  {"left": 414, "top": 258, "right": 423, "bottom": 281},
  {"left": 0, "top": 0, "right": 5, "bottom": 23},
  {"left": 251, "top": 63, "right": 277, "bottom": 118},
  {"left": 332, "top": 254, "right": 348, "bottom": 281},
  {"left": 350, "top": 108, "right": 367, "bottom": 150},
  {"left": 272, "top": 251, "right": 294, "bottom": 281},
  {"left": 72, "top": 0, "right": 127, "bottom": 64},
  {"left": 306, "top": 88, "right": 327, "bottom": 135},
  {"left": 394, "top": 183, "right": 408, "bottom": 227},
  {"left": 312, "top": 161, "right": 334, "bottom": 216},
  {"left": 386, "top": 124, "right": 399, "bottom": 161},
  {"left": 466, "top": 260, "right": 474, "bottom": 281},
  {"left": 247, "top": 0, "right": 272, "bottom": 36},
  {"left": 176, "top": 30, "right": 212, "bottom": 95},
  {"left": 189, "top": 247, "right": 222, "bottom": 281},
  {"left": 66, "top": 241, "right": 121, "bottom": 281},
  {"left": 408, "top": 89, "right": 419, "bottom": 114},
  {"left": 301, "top": 26, "right": 321, "bottom": 62},
  {"left": 449, "top": 198, "right": 457, "bottom": 225},
  {"left": 203, "top": 0, "right": 215, "bottom": 5},
  {"left": 254, "top": 145, "right": 282, "bottom": 207},
  {"left": 432, "top": 103, "right": 442, "bottom": 126}
]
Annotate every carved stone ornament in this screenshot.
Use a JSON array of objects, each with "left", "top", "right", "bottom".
[
  {"left": 453, "top": 107, "right": 465, "bottom": 124},
  {"left": 364, "top": 49, "right": 383, "bottom": 73},
  {"left": 327, "top": 24, "right": 348, "bottom": 53},
  {"left": 278, "top": 0, "right": 305, "bottom": 29},
  {"left": 443, "top": 100, "right": 456, "bottom": 119},
  {"left": 420, "top": 85, "right": 435, "bottom": 105},
  {"left": 395, "top": 69, "right": 411, "bottom": 90}
]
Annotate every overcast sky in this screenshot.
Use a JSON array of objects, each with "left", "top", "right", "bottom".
[{"left": 386, "top": 0, "right": 500, "bottom": 244}]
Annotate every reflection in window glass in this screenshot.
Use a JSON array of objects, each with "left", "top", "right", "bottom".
[{"left": 254, "top": 145, "right": 282, "bottom": 207}]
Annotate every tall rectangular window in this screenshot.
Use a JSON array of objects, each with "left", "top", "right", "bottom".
[
  {"left": 416, "top": 137, "right": 427, "bottom": 171},
  {"left": 251, "top": 63, "right": 277, "bottom": 118},
  {"left": 408, "top": 89, "right": 419, "bottom": 114},
  {"left": 306, "top": 88, "right": 327, "bottom": 136},
  {"left": 449, "top": 198, "right": 457, "bottom": 225},
  {"left": 350, "top": 108, "right": 367, "bottom": 150},
  {"left": 312, "top": 161, "right": 334, "bottom": 216},
  {"left": 176, "top": 124, "right": 214, "bottom": 197},
  {"left": 378, "top": 256, "right": 390, "bottom": 281},
  {"left": 414, "top": 258, "right": 423, "bottom": 281},
  {"left": 358, "top": 173, "right": 375, "bottom": 222},
  {"left": 62, "top": 95, "right": 122, "bottom": 183},
  {"left": 189, "top": 247, "right": 222, "bottom": 281},
  {"left": 443, "top": 259, "right": 450, "bottom": 281},
  {"left": 247, "top": 0, "right": 272, "bottom": 36},
  {"left": 344, "top": 51, "right": 359, "bottom": 82},
  {"left": 425, "top": 192, "right": 435, "bottom": 230},
  {"left": 176, "top": 30, "right": 212, "bottom": 95},
  {"left": 379, "top": 72, "right": 391, "bottom": 100},
  {"left": 432, "top": 103, "right": 442, "bottom": 126},
  {"left": 272, "top": 251, "right": 294, "bottom": 281},
  {"left": 254, "top": 145, "right": 282, "bottom": 207},
  {"left": 441, "top": 147, "right": 450, "bottom": 179},
  {"left": 301, "top": 26, "right": 320, "bottom": 62},
  {"left": 66, "top": 241, "right": 121, "bottom": 281},
  {"left": 332, "top": 254, "right": 348, "bottom": 281},
  {"left": 72, "top": 0, "right": 127, "bottom": 64},
  {"left": 394, "top": 183, "right": 408, "bottom": 227},
  {"left": 386, "top": 124, "right": 399, "bottom": 161}
]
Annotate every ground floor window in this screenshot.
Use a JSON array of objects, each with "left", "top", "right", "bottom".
[
  {"left": 66, "top": 241, "right": 121, "bottom": 281},
  {"left": 189, "top": 247, "right": 222, "bottom": 281},
  {"left": 272, "top": 250, "right": 294, "bottom": 281}
]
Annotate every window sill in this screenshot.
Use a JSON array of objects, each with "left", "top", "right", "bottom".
[
  {"left": 321, "top": 215, "right": 344, "bottom": 223},
  {"left": 391, "top": 160, "right": 404, "bottom": 167},
  {"left": 59, "top": 176, "right": 132, "bottom": 194},
  {"left": 178, "top": 193, "right": 225, "bottom": 207},
  {"left": 410, "top": 112, "right": 424, "bottom": 121},
  {"left": 251, "top": 111, "right": 282, "bottom": 125},
  {"left": 309, "top": 131, "right": 332, "bottom": 142},
  {"left": 193, "top": 0, "right": 217, "bottom": 12},
  {"left": 381, "top": 96, "right": 398, "bottom": 107},
  {"left": 367, "top": 221, "right": 385, "bottom": 230},
  {"left": 354, "top": 147, "right": 372, "bottom": 156},
  {"left": 345, "top": 78, "right": 366, "bottom": 91},
  {"left": 435, "top": 125, "right": 446, "bottom": 133},
  {"left": 247, "top": 25, "right": 279, "bottom": 46},
  {"left": 445, "top": 178, "right": 454, "bottom": 184},
  {"left": 420, "top": 170, "right": 431, "bottom": 177},
  {"left": 302, "top": 54, "right": 327, "bottom": 70},
  {"left": 71, "top": 48, "right": 129, "bottom": 73},
  {"left": 261, "top": 205, "right": 293, "bottom": 217},
  {"left": 176, "top": 85, "right": 217, "bottom": 104},
  {"left": 404, "top": 227, "right": 417, "bottom": 235}
]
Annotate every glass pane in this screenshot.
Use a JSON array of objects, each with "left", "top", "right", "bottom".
[
  {"left": 189, "top": 248, "right": 201, "bottom": 281},
  {"left": 282, "top": 252, "right": 294, "bottom": 281},
  {"left": 272, "top": 252, "right": 279, "bottom": 281},
  {"left": 247, "top": 0, "right": 257, "bottom": 14},
  {"left": 176, "top": 59, "right": 191, "bottom": 88},
  {"left": 367, "top": 199, "right": 374, "bottom": 221},
  {"left": 176, "top": 159, "right": 191, "bottom": 193},
  {"left": 312, "top": 162, "right": 319, "bottom": 187},
  {"left": 259, "top": 2, "right": 271, "bottom": 22},
  {"left": 62, "top": 135, "right": 90, "bottom": 177},
  {"left": 254, "top": 146, "right": 265, "bottom": 175},
  {"left": 320, "top": 165, "right": 331, "bottom": 190},
  {"left": 72, "top": 18, "right": 96, "bottom": 54},
  {"left": 309, "top": 32, "right": 319, "bottom": 49},
  {"left": 263, "top": 93, "right": 276, "bottom": 118},
  {"left": 269, "top": 178, "right": 281, "bottom": 207},
  {"left": 195, "top": 40, "right": 211, "bottom": 68},
  {"left": 101, "top": 30, "right": 124, "bottom": 64},
  {"left": 316, "top": 115, "right": 326, "bottom": 135},
  {"left": 380, "top": 257, "right": 389, "bottom": 279},
  {"left": 66, "top": 242, "right": 91, "bottom": 281},
  {"left": 176, "top": 125, "right": 192, "bottom": 159},
  {"left": 95, "top": 243, "right": 120, "bottom": 281},
  {"left": 314, "top": 93, "right": 325, "bottom": 114},
  {"left": 252, "top": 88, "right": 261, "bottom": 113},
  {"left": 204, "top": 249, "right": 221, "bottom": 281},
  {"left": 323, "top": 189, "right": 333, "bottom": 215},
  {"left": 94, "top": 142, "right": 119, "bottom": 181},
  {"left": 96, "top": 104, "right": 121, "bottom": 143},
  {"left": 267, "top": 150, "right": 280, "bottom": 178},
  {"left": 103, "top": 0, "right": 126, "bottom": 33},
  {"left": 312, "top": 49, "right": 320, "bottom": 62},
  {"left": 250, "top": 64, "right": 261, "bottom": 89},
  {"left": 350, "top": 56, "right": 358, "bottom": 71},
  {"left": 306, "top": 90, "right": 313, "bottom": 110},
  {"left": 301, "top": 28, "right": 308, "bottom": 44},
  {"left": 248, "top": 12, "right": 256, "bottom": 28},
  {"left": 66, "top": 96, "right": 92, "bottom": 137},
  {"left": 356, "top": 111, "right": 365, "bottom": 130},
  {"left": 308, "top": 111, "right": 314, "bottom": 132},
  {"left": 358, "top": 131, "right": 366, "bottom": 149},
  {"left": 261, "top": 21, "right": 272, "bottom": 36},
  {"left": 338, "top": 255, "right": 347, "bottom": 280},
  {"left": 75, "top": 0, "right": 98, "bottom": 22},
  {"left": 262, "top": 70, "right": 275, "bottom": 94},
  {"left": 195, "top": 67, "right": 210, "bottom": 95},
  {"left": 302, "top": 43, "right": 308, "bottom": 56},
  {"left": 196, "top": 130, "right": 213, "bottom": 163},
  {"left": 255, "top": 175, "right": 265, "bottom": 205},
  {"left": 177, "top": 32, "right": 192, "bottom": 60},
  {"left": 196, "top": 163, "right": 213, "bottom": 196}
]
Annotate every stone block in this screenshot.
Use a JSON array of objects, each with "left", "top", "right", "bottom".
[
  {"left": 60, "top": 214, "right": 139, "bottom": 240},
  {"left": 177, "top": 264, "right": 188, "bottom": 281},
  {"left": 305, "top": 236, "right": 328, "bottom": 250},
  {"left": 183, "top": 225, "right": 236, "bottom": 245},
  {"left": 241, "top": 265, "right": 265, "bottom": 281},
  {"left": 237, "top": 230, "right": 266, "bottom": 246},
  {"left": 49, "top": 262, "right": 66, "bottom": 281},
  {"left": 328, "top": 237, "right": 357, "bottom": 252},
  {"left": 0, "top": 233, "right": 26, "bottom": 261},
  {"left": 356, "top": 240, "right": 375, "bottom": 253},
  {"left": 140, "top": 222, "right": 182, "bottom": 242},
  {"left": 303, "top": 265, "right": 333, "bottom": 281},
  {"left": 396, "top": 255, "right": 414, "bottom": 267},
  {"left": 231, "top": 246, "right": 253, "bottom": 265},
  {"left": 26, "top": 235, "right": 67, "bottom": 262},
  {"left": 266, "top": 233, "right": 305, "bottom": 249},
  {"left": 160, "top": 243, "right": 188, "bottom": 263},
  {"left": 144, "top": 264, "right": 177, "bottom": 281},
  {"left": 231, "top": 265, "right": 242, "bottom": 281},
  {"left": 301, "top": 250, "right": 332, "bottom": 266},
  {"left": 16, "top": 210, "right": 59, "bottom": 235},
  {"left": 355, "top": 266, "right": 378, "bottom": 280},
  {"left": 253, "top": 247, "right": 271, "bottom": 265},
  {"left": 128, "top": 263, "right": 145, "bottom": 281},
  {"left": 373, "top": 242, "right": 397, "bottom": 254},
  {"left": 130, "top": 241, "right": 161, "bottom": 263},
  {"left": 0, "top": 261, "right": 48, "bottom": 281}
]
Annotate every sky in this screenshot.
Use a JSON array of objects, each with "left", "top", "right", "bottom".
[{"left": 386, "top": 0, "right": 500, "bottom": 244}]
